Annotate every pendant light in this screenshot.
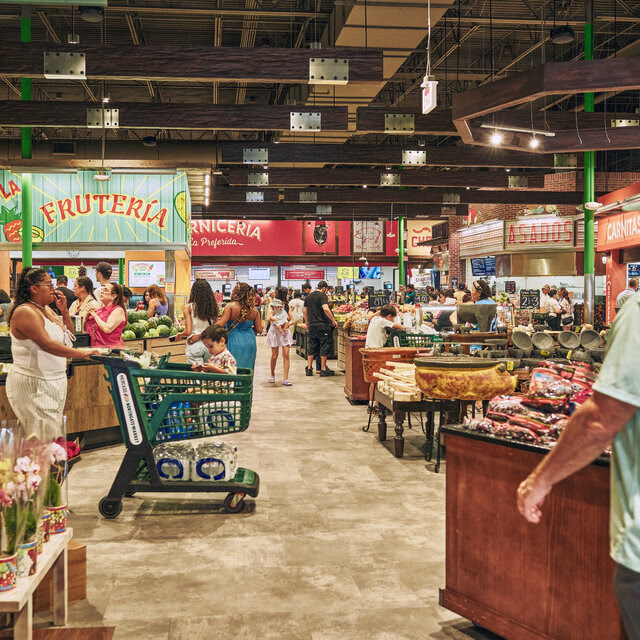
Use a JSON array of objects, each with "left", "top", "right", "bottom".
[{"left": 387, "top": 203, "right": 396, "bottom": 238}]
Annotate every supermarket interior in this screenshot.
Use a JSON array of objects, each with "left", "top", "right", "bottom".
[{"left": 1, "top": 1, "right": 640, "bottom": 639}]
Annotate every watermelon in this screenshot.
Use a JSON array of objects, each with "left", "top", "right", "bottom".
[
  {"left": 136, "top": 319, "right": 149, "bottom": 333},
  {"left": 147, "top": 317, "right": 158, "bottom": 329},
  {"left": 123, "top": 330, "right": 136, "bottom": 341},
  {"left": 127, "top": 311, "right": 137, "bottom": 324},
  {"left": 157, "top": 324, "right": 171, "bottom": 337},
  {"left": 158, "top": 315, "right": 173, "bottom": 328},
  {"left": 124, "top": 323, "right": 135, "bottom": 334},
  {"left": 170, "top": 326, "right": 179, "bottom": 336},
  {"left": 143, "top": 331, "right": 151, "bottom": 339},
  {"left": 132, "top": 322, "right": 147, "bottom": 338},
  {"left": 135, "top": 310, "right": 149, "bottom": 322},
  {"left": 147, "top": 328, "right": 159, "bottom": 338}
]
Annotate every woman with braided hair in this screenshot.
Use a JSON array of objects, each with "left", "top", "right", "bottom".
[
  {"left": 176, "top": 279, "right": 220, "bottom": 364},
  {"left": 216, "top": 282, "right": 262, "bottom": 371},
  {"left": 6, "top": 268, "right": 99, "bottom": 438}
]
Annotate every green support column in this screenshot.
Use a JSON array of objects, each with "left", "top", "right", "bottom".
[
  {"left": 20, "top": 10, "right": 32, "bottom": 160},
  {"left": 21, "top": 173, "right": 32, "bottom": 268},
  {"left": 583, "top": 0, "right": 595, "bottom": 324},
  {"left": 118, "top": 258, "right": 125, "bottom": 285},
  {"left": 398, "top": 217, "right": 405, "bottom": 286}
]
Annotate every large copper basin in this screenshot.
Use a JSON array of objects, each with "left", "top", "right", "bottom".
[{"left": 414, "top": 356, "right": 516, "bottom": 401}]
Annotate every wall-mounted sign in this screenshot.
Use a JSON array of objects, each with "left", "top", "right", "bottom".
[
  {"left": 406, "top": 220, "right": 435, "bottom": 256},
  {"left": 505, "top": 217, "right": 574, "bottom": 251},
  {"left": 248, "top": 266, "right": 271, "bottom": 280},
  {"left": 0, "top": 170, "right": 189, "bottom": 246},
  {"left": 284, "top": 269, "right": 325, "bottom": 280},
  {"left": 597, "top": 211, "right": 640, "bottom": 252},
  {"left": 368, "top": 291, "right": 391, "bottom": 309},
  {"left": 505, "top": 280, "right": 517, "bottom": 294},
  {"left": 194, "top": 269, "right": 235, "bottom": 280},
  {"left": 459, "top": 220, "right": 505, "bottom": 258},
  {"left": 337, "top": 266, "right": 359, "bottom": 279},
  {"left": 353, "top": 220, "right": 384, "bottom": 254},
  {"left": 129, "top": 261, "right": 166, "bottom": 288}
]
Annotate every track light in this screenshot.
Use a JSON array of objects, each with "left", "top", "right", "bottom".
[
  {"left": 490, "top": 131, "right": 503, "bottom": 145},
  {"left": 529, "top": 136, "right": 540, "bottom": 149},
  {"left": 362, "top": 185, "right": 368, "bottom": 189}
]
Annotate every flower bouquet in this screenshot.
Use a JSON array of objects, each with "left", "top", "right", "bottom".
[{"left": 45, "top": 439, "right": 71, "bottom": 535}]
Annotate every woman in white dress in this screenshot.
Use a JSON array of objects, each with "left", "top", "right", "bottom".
[{"left": 6, "top": 268, "right": 98, "bottom": 439}]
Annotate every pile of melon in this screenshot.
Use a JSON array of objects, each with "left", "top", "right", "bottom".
[{"left": 122, "top": 311, "right": 180, "bottom": 341}]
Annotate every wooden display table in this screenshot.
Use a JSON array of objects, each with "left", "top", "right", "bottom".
[
  {"left": 440, "top": 427, "right": 623, "bottom": 640},
  {"left": 343, "top": 336, "right": 368, "bottom": 403},
  {"left": 374, "top": 389, "right": 458, "bottom": 465},
  {"left": 0, "top": 529, "right": 72, "bottom": 640}
]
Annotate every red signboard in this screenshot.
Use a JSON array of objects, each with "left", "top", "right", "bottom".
[
  {"left": 597, "top": 210, "right": 640, "bottom": 252},
  {"left": 284, "top": 270, "right": 325, "bottom": 280},
  {"left": 193, "top": 269, "right": 235, "bottom": 280},
  {"left": 191, "top": 220, "right": 302, "bottom": 256},
  {"left": 505, "top": 218, "right": 574, "bottom": 251}
]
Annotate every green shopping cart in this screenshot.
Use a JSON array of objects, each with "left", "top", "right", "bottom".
[{"left": 93, "top": 352, "right": 259, "bottom": 518}]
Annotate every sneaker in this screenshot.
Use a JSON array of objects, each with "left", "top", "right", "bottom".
[
  {"left": 305, "top": 367, "right": 313, "bottom": 377},
  {"left": 320, "top": 368, "right": 335, "bottom": 377}
]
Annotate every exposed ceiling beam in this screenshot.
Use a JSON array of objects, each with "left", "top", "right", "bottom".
[
  {"left": 220, "top": 142, "right": 562, "bottom": 168},
  {"left": 0, "top": 44, "right": 383, "bottom": 84},
  {"left": 0, "top": 101, "right": 350, "bottom": 132},
  {"left": 225, "top": 168, "right": 545, "bottom": 189},
  {"left": 356, "top": 108, "right": 457, "bottom": 135}
]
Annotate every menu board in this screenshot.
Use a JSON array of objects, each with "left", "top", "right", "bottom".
[
  {"left": 451, "top": 277, "right": 459, "bottom": 290},
  {"left": 520, "top": 289, "right": 541, "bottom": 309},
  {"left": 628, "top": 264, "right": 640, "bottom": 278},
  {"left": 129, "top": 261, "right": 166, "bottom": 288},
  {"left": 368, "top": 292, "right": 391, "bottom": 309},
  {"left": 470, "top": 256, "right": 496, "bottom": 277},
  {"left": 505, "top": 280, "right": 517, "bottom": 294},
  {"left": 414, "top": 290, "right": 431, "bottom": 304}
]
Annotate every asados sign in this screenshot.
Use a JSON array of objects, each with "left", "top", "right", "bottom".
[{"left": 506, "top": 218, "right": 574, "bottom": 249}]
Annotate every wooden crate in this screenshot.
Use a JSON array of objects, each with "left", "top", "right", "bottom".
[{"left": 143, "top": 336, "right": 187, "bottom": 363}]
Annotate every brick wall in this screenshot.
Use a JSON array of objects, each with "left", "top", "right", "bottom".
[{"left": 448, "top": 215, "right": 465, "bottom": 281}]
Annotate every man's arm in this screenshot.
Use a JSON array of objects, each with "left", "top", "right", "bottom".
[
  {"left": 517, "top": 391, "right": 636, "bottom": 523},
  {"left": 322, "top": 303, "right": 337, "bottom": 327}
]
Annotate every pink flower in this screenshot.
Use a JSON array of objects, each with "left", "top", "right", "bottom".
[
  {"left": 0, "top": 489, "right": 12, "bottom": 507},
  {"left": 50, "top": 443, "right": 67, "bottom": 464}
]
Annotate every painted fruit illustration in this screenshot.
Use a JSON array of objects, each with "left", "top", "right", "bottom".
[
  {"left": 174, "top": 190, "right": 187, "bottom": 222},
  {"left": 3, "top": 219, "right": 21, "bottom": 242},
  {"left": 17, "top": 224, "right": 44, "bottom": 242}
]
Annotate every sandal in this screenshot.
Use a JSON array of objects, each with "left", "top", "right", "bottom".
[
  {"left": 268, "top": 376, "right": 275, "bottom": 383},
  {"left": 283, "top": 379, "right": 293, "bottom": 386}
]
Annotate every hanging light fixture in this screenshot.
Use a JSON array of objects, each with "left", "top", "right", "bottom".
[
  {"left": 94, "top": 95, "right": 110, "bottom": 182},
  {"left": 387, "top": 203, "right": 396, "bottom": 238},
  {"left": 550, "top": 25, "right": 575, "bottom": 44}
]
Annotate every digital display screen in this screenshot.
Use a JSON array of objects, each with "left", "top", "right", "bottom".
[
  {"left": 359, "top": 266, "right": 381, "bottom": 279},
  {"left": 470, "top": 256, "right": 496, "bottom": 277}
]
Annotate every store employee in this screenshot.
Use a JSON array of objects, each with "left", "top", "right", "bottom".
[{"left": 518, "top": 290, "right": 640, "bottom": 639}]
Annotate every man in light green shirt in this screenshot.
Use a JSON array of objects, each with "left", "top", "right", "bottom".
[{"left": 518, "top": 292, "right": 640, "bottom": 640}]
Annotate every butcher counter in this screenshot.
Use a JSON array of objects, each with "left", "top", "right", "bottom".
[
  {"left": 0, "top": 335, "right": 187, "bottom": 448},
  {"left": 440, "top": 425, "right": 623, "bottom": 640}
]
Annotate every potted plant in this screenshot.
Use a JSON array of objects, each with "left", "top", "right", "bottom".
[{"left": 45, "top": 440, "right": 69, "bottom": 535}]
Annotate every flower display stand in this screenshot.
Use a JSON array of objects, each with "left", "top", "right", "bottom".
[{"left": 0, "top": 529, "right": 71, "bottom": 640}]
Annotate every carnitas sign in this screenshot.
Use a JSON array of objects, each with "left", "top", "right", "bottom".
[{"left": 505, "top": 217, "right": 575, "bottom": 251}]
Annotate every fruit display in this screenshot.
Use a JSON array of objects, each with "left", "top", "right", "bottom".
[
  {"left": 124, "top": 310, "right": 182, "bottom": 340},
  {"left": 333, "top": 303, "right": 356, "bottom": 325}
]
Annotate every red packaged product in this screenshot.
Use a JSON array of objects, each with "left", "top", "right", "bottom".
[{"left": 496, "top": 425, "right": 540, "bottom": 443}]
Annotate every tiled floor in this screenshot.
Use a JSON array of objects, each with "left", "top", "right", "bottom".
[{"left": 64, "top": 339, "right": 498, "bottom": 639}]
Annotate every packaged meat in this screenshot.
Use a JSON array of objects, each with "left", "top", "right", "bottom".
[
  {"left": 495, "top": 425, "right": 540, "bottom": 443},
  {"left": 465, "top": 417, "right": 500, "bottom": 434}
]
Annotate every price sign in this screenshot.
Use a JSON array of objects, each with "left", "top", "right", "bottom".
[
  {"left": 451, "top": 277, "right": 459, "bottom": 289},
  {"left": 505, "top": 281, "right": 517, "bottom": 294},
  {"left": 414, "top": 290, "right": 431, "bottom": 304},
  {"left": 520, "top": 289, "right": 540, "bottom": 309},
  {"left": 368, "top": 292, "right": 390, "bottom": 310},
  {"left": 335, "top": 285, "right": 344, "bottom": 294}
]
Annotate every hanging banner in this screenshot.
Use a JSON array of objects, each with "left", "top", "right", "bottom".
[
  {"left": 0, "top": 170, "right": 189, "bottom": 246},
  {"left": 193, "top": 269, "right": 236, "bottom": 280}
]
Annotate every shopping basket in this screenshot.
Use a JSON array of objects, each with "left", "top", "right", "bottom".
[
  {"left": 384, "top": 330, "right": 444, "bottom": 348},
  {"left": 93, "top": 352, "right": 259, "bottom": 518}
]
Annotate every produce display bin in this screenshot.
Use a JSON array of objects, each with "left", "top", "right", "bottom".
[{"left": 93, "top": 352, "right": 259, "bottom": 518}]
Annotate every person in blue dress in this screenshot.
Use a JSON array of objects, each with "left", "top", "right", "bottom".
[{"left": 216, "top": 282, "right": 263, "bottom": 371}]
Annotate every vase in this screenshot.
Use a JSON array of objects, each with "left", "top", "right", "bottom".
[
  {"left": 16, "top": 541, "right": 37, "bottom": 578},
  {"left": 41, "top": 512, "right": 51, "bottom": 544},
  {"left": 0, "top": 554, "right": 17, "bottom": 591},
  {"left": 47, "top": 504, "right": 67, "bottom": 535}
]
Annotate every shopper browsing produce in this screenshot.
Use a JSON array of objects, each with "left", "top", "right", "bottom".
[
  {"left": 517, "top": 290, "right": 640, "bottom": 640},
  {"left": 265, "top": 290, "right": 294, "bottom": 386},
  {"left": 471, "top": 279, "right": 493, "bottom": 304},
  {"left": 178, "top": 279, "right": 219, "bottom": 365},
  {"left": 303, "top": 280, "right": 337, "bottom": 377},
  {"left": 6, "top": 268, "right": 99, "bottom": 438},
  {"left": 216, "top": 282, "right": 263, "bottom": 371},
  {"left": 85, "top": 282, "right": 127, "bottom": 348},
  {"left": 145, "top": 284, "right": 169, "bottom": 318},
  {"left": 191, "top": 326, "right": 237, "bottom": 375},
  {"left": 69, "top": 276, "right": 100, "bottom": 331},
  {"left": 365, "top": 305, "right": 404, "bottom": 349}
]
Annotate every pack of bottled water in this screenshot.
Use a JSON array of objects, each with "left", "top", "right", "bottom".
[
  {"left": 152, "top": 440, "right": 238, "bottom": 482},
  {"left": 153, "top": 442, "right": 194, "bottom": 481}
]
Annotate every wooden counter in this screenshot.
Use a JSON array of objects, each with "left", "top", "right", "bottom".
[
  {"left": 343, "top": 336, "right": 368, "bottom": 403},
  {"left": 440, "top": 427, "right": 622, "bottom": 640}
]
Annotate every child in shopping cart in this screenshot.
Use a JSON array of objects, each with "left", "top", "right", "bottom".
[{"left": 192, "top": 326, "right": 237, "bottom": 375}]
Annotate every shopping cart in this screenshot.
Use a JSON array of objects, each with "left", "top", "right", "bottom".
[
  {"left": 385, "top": 330, "right": 444, "bottom": 348},
  {"left": 93, "top": 352, "right": 259, "bottom": 519}
]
